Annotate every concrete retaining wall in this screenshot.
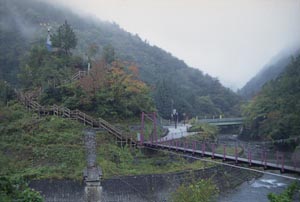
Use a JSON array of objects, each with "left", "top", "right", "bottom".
[{"left": 30, "top": 165, "right": 261, "bottom": 202}]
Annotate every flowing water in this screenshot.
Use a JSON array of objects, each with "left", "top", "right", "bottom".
[
  {"left": 217, "top": 134, "right": 299, "bottom": 201},
  {"left": 161, "top": 128, "right": 299, "bottom": 201},
  {"left": 218, "top": 173, "right": 297, "bottom": 202}
]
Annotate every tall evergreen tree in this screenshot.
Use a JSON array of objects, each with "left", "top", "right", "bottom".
[
  {"left": 51, "top": 20, "right": 77, "bottom": 55},
  {"left": 102, "top": 45, "right": 116, "bottom": 64},
  {"left": 154, "top": 79, "right": 173, "bottom": 119}
]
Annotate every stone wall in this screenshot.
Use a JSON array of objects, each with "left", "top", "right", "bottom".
[{"left": 29, "top": 165, "right": 261, "bottom": 202}]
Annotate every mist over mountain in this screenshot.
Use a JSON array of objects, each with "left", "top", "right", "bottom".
[
  {"left": 0, "top": 0, "right": 241, "bottom": 118},
  {"left": 239, "top": 47, "right": 300, "bottom": 99},
  {"left": 241, "top": 53, "right": 300, "bottom": 150}
]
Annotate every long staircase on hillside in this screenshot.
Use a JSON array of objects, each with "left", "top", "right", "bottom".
[
  {"left": 71, "top": 70, "right": 88, "bottom": 80},
  {"left": 15, "top": 87, "right": 135, "bottom": 147}
]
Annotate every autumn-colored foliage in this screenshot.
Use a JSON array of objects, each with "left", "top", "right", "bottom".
[
  {"left": 79, "top": 60, "right": 107, "bottom": 95},
  {"left": 77, "top": 60, "right": 154, "bottom": 118}
]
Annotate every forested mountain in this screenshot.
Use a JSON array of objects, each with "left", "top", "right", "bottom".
[
  {"left": 242, "top": 54, "right": 300, "bottom": 150},
  {"left": 0, "top": 0, "right": 241, "bottom": 119},
  {"left": 239, "top": 48, "right": 300, "bottom": 99}
]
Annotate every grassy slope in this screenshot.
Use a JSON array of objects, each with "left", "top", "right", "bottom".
[
  {"left": 0, "top": 102, "right": 210, "bottom": 180},
  {"left": 0, "top": 102, "right": 85, "bottom": 179}
]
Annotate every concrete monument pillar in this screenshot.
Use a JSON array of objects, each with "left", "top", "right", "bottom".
[{"left": 83, "top": 129, "right": 102, "bottom": 202}]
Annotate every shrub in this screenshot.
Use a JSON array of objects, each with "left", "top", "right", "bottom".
[
  {"left": 0, "top": 176, "right": 43, "bottom": 202},
  {"left": 268, "top": 182, "right": 299, "bottom": 202},
  {"left": 171, "top": 179, "right": 218, "bottom": 202}
]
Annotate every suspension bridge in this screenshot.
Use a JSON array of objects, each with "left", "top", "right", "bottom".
[
  {"left": 14, "top": 71, "right": 300, "bottom": 177},
  {"left": 11, "top": 67, "right": 300, "bottom": 202},
  {"left": 16, "top": 92, "right": 300, "bottom": 175},
  {"left": 140, "top": 112, "right": 300, "bottom": 175}
]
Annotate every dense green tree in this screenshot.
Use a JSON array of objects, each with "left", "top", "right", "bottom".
[
  {"left": 0, "top": 80, "right": 15, "bottom": 106},
  {"left": 102, "top": 45, "right": 116, "bottom": 64},
  {"left": 18, "top": 45, "right": 75, "bottom": 89},
  {"left": 154, "top": 79, "right": 174, "bottom": 119},
  {"left": 242, "top": 55, "right": 300, "bottom": 149},
  {"left": 51, "top": 20, "right": 77, "bottom": 55},
  {"left": 87, "top": 43, "right": 99, "bottom": 62}
]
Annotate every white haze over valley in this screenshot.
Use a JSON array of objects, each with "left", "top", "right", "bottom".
[{"left": 44, "top": 0, "right": 300, "bottom": 90}]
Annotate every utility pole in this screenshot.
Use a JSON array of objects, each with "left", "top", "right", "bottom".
[
  {"left": 46, "top": 27, "right": 52, "bottom": 52},
  {"left": 176, "top": 112, "right": 178, "bottom": 129},
  {"left": 4, "top": 81, "right": 7, "bottom": 106},
  {"left": 172, "top": 109, "right": 178, "bottom": 129}
]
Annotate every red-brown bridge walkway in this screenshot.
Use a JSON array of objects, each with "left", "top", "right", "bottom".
[
  {"left": 139, "top": 113, "right": 300, "bottom": 175},
  {"left": 142, "top": 137, "right": 300, "bottom": 174}
]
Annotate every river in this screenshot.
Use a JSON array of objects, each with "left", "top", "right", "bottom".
[
  {"left": 217, "top": 134, "right": 298, "bottom": 201},
  {"left": 218, "top": 172, "right": 297, "bottom": 202},
  {"left": 162, "top": 126, "right": 299, "bottom": 201}
]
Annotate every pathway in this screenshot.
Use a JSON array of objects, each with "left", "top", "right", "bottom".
[
  {"left": 15, "top": 89, "right": 135, "bottom": 146},
  {"left": 160, "top": 124, "right": 196, "bottom": 140}
]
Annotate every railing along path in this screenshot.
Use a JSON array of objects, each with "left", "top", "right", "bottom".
[{"left": 15, "top": 90, "right": 134, "bottom": 146}]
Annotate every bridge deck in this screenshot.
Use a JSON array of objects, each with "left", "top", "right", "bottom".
[
  {"left": 144, "top": 142, "right": 300, "bottom": 174},
  {"left": 199, "top": 117, "right": 244, "bottom": 126}
]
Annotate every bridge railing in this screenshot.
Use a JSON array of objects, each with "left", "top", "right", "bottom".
[
  {"left": 198, "top": 117, "right": 245, "bottom": 123},
  {"left": 145, "top": 136, "right": 300, "bottom": 173}
]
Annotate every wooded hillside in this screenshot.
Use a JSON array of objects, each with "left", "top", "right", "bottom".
[
  {"left": 239, "top": 48, "right": 300, "bottom": 99},
  {"left": 0, "top": 0, "right": 241, "bottom": 119},
  {"left": 242, "top": 55, "right": 300, "bottom": 150}
]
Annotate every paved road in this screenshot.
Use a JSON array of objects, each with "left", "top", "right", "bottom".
[{"left": 160, "top": 124, "right": 196, "bottom": 141}]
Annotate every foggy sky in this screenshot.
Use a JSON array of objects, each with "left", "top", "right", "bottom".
[{"left": 45, "top": 0, "right": 300, "bottom": 90}]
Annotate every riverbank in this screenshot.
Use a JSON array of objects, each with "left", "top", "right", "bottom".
[{"left": 219, "top": 172, "right": 299, "bottom": 202}]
